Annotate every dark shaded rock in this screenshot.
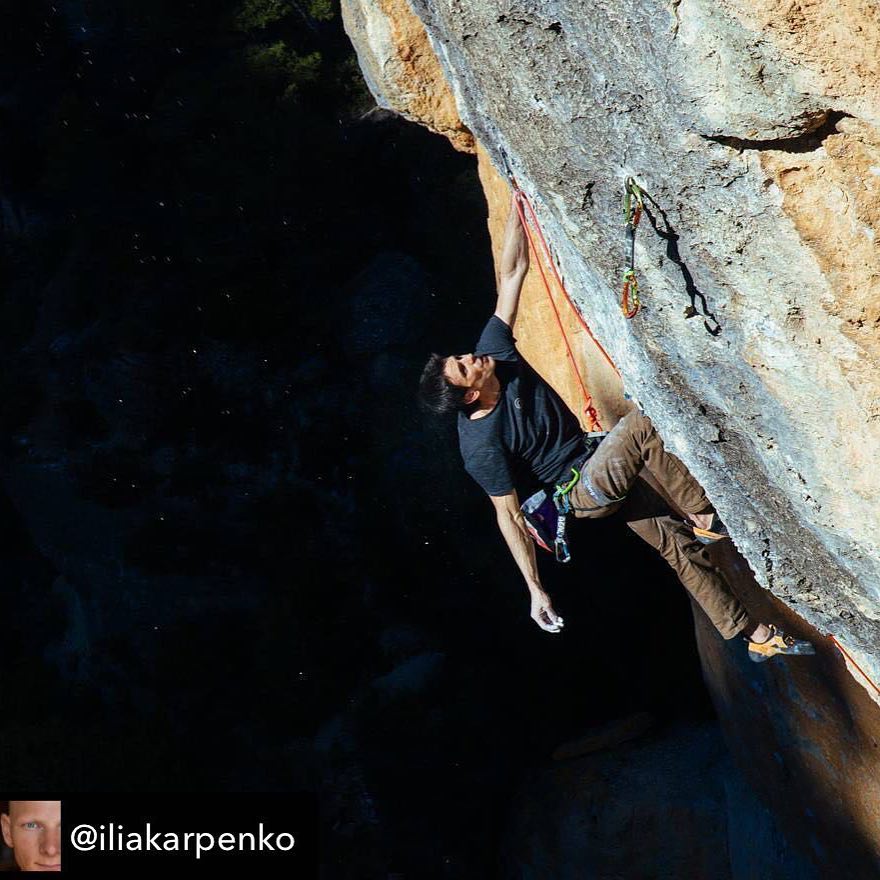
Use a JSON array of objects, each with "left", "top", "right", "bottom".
[{"left": 503, "top": 723, "right": 818, "bottom": 880}]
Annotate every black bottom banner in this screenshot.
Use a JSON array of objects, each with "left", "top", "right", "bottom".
[{"left": 1, "top": 793, "right": 318, "bottom": 876}]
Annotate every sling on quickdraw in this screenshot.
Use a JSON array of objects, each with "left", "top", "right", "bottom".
[{"left": 622, "top": 177, "right": 643, "bottom": 319}]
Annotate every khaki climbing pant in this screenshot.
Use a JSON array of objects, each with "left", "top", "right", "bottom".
[{"left": 568, "top": 410, "right": 751, "bottom": 640}]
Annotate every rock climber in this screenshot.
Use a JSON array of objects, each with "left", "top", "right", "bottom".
[{"left": 418, "top": 194, "right": 815, "bottom": 663}]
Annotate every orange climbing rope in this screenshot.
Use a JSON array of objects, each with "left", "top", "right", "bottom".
[
  {"left": 511, "top": 189, "right": 619, "bottom": 433},
  {"left": 828, "top": 634, "right": 880, "bottom": 699}
]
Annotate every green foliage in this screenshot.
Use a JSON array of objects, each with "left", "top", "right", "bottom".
[
  {"left": 235, "top": 0, "right": 336, "bottom": 31},
  {"left": 245, "top": 40, "right": 323, "bottom": 97},
  {"left": 235, "top": 0, "right": 293, "bottom": 30},
  {"left": 335, "top": 54, "right": 374, "bottom": 114},
  {"left": 307, "top": 0, "right": 335, "bottom": 21}
]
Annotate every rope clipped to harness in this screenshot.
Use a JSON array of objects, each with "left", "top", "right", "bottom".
[
  {"left": 499, "top": 147, "right": 619, "bottom": 434},
  {"left": 622, "top": 177, "right": 643, "bottom": 319}
]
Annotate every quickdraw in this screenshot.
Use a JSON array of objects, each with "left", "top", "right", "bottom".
[
  {"left": 622, "top": 177, "right": 643, "bottom": 319},
  {"left": 549, "top": 466, "right": 581, "bottom": 563},
  {"left": 499, "top": 146, "right": 519, "bottom": 189}
]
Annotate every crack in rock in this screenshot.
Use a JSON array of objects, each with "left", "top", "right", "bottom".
[{"left": 702, "top": 111, "right": 853, "bottom": 153}]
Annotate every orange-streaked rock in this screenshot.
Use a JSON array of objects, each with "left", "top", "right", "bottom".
[
  {"left": 728, "top": 0, "right": 880, "bottom": 124},
  {"left": 341, "top": 0, "right": 474, "bottom": 152}
]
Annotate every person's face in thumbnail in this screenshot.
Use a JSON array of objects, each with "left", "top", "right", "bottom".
[{"left": 1, "top": 801, "right": 62, "bottom": 872}]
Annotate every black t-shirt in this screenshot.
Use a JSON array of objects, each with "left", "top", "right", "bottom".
[{"left": 458, "top": 316, "right": 585, "bottom": 497}]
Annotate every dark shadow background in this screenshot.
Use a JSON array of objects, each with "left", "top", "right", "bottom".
[{"left": 0, "top": 2, "right": 713, "bottom": 877}]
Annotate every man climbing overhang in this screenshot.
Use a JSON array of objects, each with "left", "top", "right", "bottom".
[{"left": 419, "top": 194, "right": 815, "bottom": 664}]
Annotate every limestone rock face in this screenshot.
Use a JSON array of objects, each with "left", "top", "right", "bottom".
[
  {"left": 344, "top": 0, "right": 880, "bottom": 871},
  {"left": 343, "top": 0, "right": 880, "bottom": 690},
  {"left": 340, "top": 0, "right": 474, "bottom": 151}
]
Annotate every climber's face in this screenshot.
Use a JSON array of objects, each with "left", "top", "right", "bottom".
[
  {"left": 1, "top": 801, "right": 62, "bottom": 872},
  {"left": 443, "top": 353, "right": 496, "bottom": 404}
]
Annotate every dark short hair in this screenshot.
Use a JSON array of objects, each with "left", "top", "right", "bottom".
[{"left": 418, "top": 353, "right": 469, "bottom": 415}]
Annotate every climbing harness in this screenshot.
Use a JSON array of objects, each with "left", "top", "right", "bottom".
[
  {"left": 498, "top": 147, "right": 620, "bottom": 434},
  {"left": 520, "top": 433, "right": 613, "bottom": 564},
  {"left": 520, "top": 470, "right": 580, "bottom": 564},
  {"left": 622, "top": 177, "right": 643, "bottom": 319}
]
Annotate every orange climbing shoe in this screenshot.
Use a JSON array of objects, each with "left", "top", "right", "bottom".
[
  {"left": 747, "top": 625, "right": 816, "bottom": 663},
  {"left": 692, "top": 514, "right": 729, "bottom": 544}
]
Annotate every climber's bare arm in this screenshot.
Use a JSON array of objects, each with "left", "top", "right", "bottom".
[
  {"left": 490, "top": 491, "right": 564, "bottom": 633},
  {"left": 494, "top": 197, "right": 529, "bottom": 328}
]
